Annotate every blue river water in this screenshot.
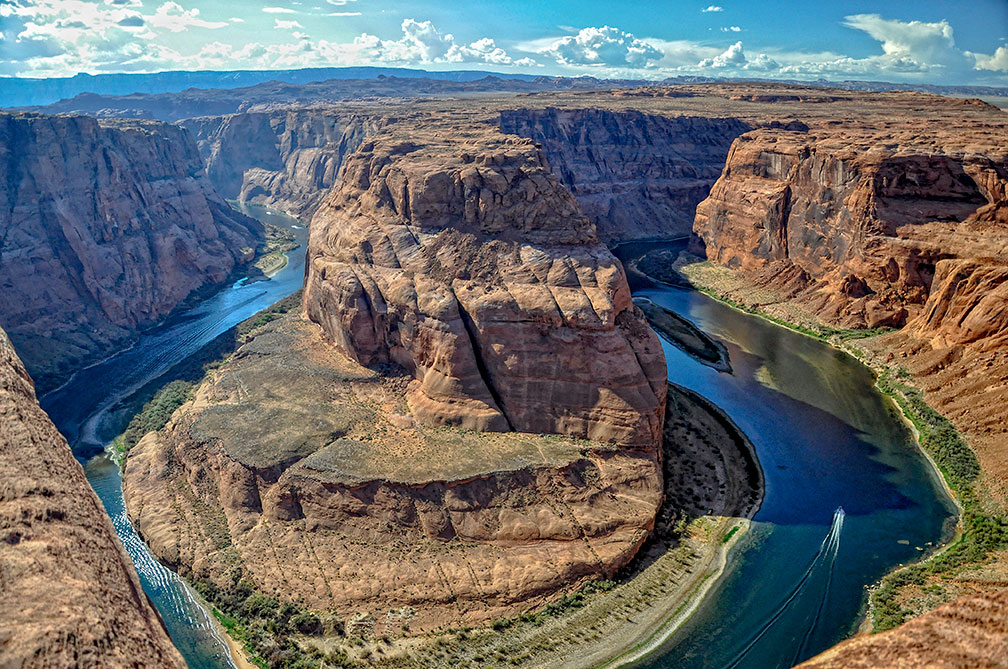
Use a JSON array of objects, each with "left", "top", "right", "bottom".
[
  {"left": 41, "top": 204, "right": 308, "bottom": 669},
  {"left": 614, "top": 242, "right": 956, "bottom": 668}
]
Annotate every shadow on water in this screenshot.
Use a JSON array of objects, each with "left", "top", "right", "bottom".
[
  {"left": 613, "top": 242, "right": 956, "bottom": 668},
  {"left": 41, "top": 203, "right": 308, "bottom": 669}
]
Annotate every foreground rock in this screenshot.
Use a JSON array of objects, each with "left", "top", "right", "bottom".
[
  {"left": 0, "top": 327, "right": 184, "bottom": 668},
  {"left": 0, "top": 112, "right": 262, "bottom": 392},
  {"left": 798, "top": 587, "right": 1008, "bottom": 669}
]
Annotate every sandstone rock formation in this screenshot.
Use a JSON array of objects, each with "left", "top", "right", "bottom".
[
  {"left": 124, "top": 315, "right": 663, "bottom": 633},
  {"left": 500, "top": 108, "right": 749, "bottom": 241},
  {"left": 0, "top": 327, "right": 184, "bottom": 668},
  {"left": 183, "top": 110, "right": 387, "bottom": 217},
  {"left": 0, "top": 112, "right": 262, "bottom": 392},
  {"left": 125, "top": 124, "right": 668, "bottom": 634},
  {"left": 303, "top": 127, "right": 667, "bottom": 444},
  {"left": 695, "top": 125, "right": 1008, "bottom": 330},
  {"left": 797, "top": 587, "right": 1008, "bottom": 668}
]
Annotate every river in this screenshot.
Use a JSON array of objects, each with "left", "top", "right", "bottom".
[
  {"left": 38, "top": 224, "right": 953, "bottom": 669},
  {"left": 40, "top": 204, "right": 309, "bottom": 669},
  {"left": 613, "top": 240, "right": 956, "bottom": 668}
]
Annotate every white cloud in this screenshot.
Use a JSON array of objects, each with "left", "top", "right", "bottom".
[
  {"left": 328, "top": 12, "right": 362, "bottom": 16},
  {"left": 975, "top": 45, "right": 1008, "bottom": 72},
  {"left": 699, "top": 40, "right": 745, "bottom": 68},
  {"left": 543, "top": 26, "right": 663, "bottom": 67},
  {"left": 721, "top": 26, "right": 741, "bottom": 32},
  {"left": 262, "top": 7, "right": 296, "bottom": 14},
  {"left": 148, "top": 2, "right": 228, "bottom": 33},
  {"left": 274, "top": 19, "right": 302, "bottom": 31},
  {"left": 336, "top": 19, "right": 530, "bottom": 66},
  {"left": 702, "top": 5, "right": 724, "bottom": 12}
]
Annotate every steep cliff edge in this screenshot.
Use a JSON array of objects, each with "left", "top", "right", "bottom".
[
  {"left": 0, "top": 112, "right": 262, "bottom": 392},
  {"left": 0, "top": 327, "right": 184, "bottom": 668},
  {"left": 182, "top": 110, "right": 387, "bottom": 217},
  {"left": 499, "top": 108, "right": 748, "bottom": 243},
  {"left": 303, "top": 128, "right": 667, "bottom": 444},
  {"left": 125, "top": 124, "right": 667, "bottom": 635}
]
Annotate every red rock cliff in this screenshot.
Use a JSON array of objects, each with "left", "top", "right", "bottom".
[
  {"left": 303, "top": 127, "right": 667, "bottom": 448},
  {"left": 0, "top": 327, "right": 184, "bottom": 668},
  {"left": 0, "top": 112, "right": 262, "bottom": 392},
  {"left": 499, "top": 108, "right": 749, "bottom": 242}
]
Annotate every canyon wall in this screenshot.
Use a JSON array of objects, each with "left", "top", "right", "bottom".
[
  {"left": 0, "top": 112, "right": 262, "bottom": 392},
  {"left": 694, "top": 126, "right": 1008, "bottom": 330},
  {"left": 0, "top": 327, "right": 184, "bottom": 668},
  {"left": 303, "top": 128, "right": 667, "bottom": 446},
  {"left": 499, "top": 108, "right": 749, "bottom": 242},
  {"left": 183, "top": 110, "right": 387, "bottom": 217}
]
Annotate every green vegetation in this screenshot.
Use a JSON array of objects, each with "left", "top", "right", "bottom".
[
  {"left": 489, "top": 579, "right": 616, "bottom": 633},
  {"left": 195, "top": 569, "right": 351, "bottom": 669},
  {"left": 871, "top": 371, "right": 1008, "bottom": 631},
  {"left": 690, "top": 282, "right": 893, "bottom": 343},
  {"left": 113, "top": 380, "right": 193, "bottom": 454},
  {"left": 722, "top": 525, "right": 740, "bottom": 544}
]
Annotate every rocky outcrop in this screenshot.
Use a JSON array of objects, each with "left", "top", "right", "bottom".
[
  {"left": 183, "top": 110, "right": 387, "bottom": 217},
  {"left": 797, "top": 587, "right": 1008, "bottom": 668},
  {"left": 124, "top": 315, "right": 663, "bottom": 633},
  {"left": 303, "top": 128, "right": 667, "bottom": 446},
  {"left": 0, "top": 327, "right": 184, "bottom": 668},
  {"left": 0, "top": 112, "right": 262, "bottom": 392},
  {"left": 694, "top": 126, "right": 1008, "bottom": 330},
  {"left": 500, "top": 108, "right": 749, "bottom": 242},
  {"left": 125, "top": 124, "right": 669, "bottom": 634}
]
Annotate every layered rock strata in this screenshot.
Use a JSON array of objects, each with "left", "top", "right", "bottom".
[
  {"left": 125, "top": 125, "right": 668, "bottom": 633},
  {"left": 0, "top": 112, "right": 262, "bottom": 392},
  {"left": 183, "top": 110, "right": 387, "bottom": 217},
  {"left": 500, "top": 108, "right": 749, "bottom": 241},
  {"left": 0, "top": 327, "right": 184, "bottom": 668},
  {"left": 303, "top": 128, "right": 667, "bottom": 444},
  {"left": 124, "top": 315, "right": 663, "bottom": 633},
  {"left": 694, "top": 124, "right": 1008, "bottom": 330}
]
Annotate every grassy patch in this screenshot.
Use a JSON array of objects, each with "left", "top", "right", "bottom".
[
  {"left": 114, "top": 380, "right": 194, "bottom": 454},
  {"left": 870, "top": 371, "right": 1008, "bottom": 631}
]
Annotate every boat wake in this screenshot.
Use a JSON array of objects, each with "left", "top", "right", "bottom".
[{"left": 726, "top": 507, "right": 846, "bottom": 669}]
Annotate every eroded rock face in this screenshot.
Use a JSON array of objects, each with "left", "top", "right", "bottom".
[
  {"left": 0, "top": 112, "right": 262, "bottom": 392},
  {"left": 797, "top": 587, "right": 1008, "bottom": 668},
  {"left": 124, "top": 316, "right": 662, "bottom": 633},
  {"left": 303, "top": 129, "right": 667, "bottom": 447},
  {"left": 0, "top": 327, "right": 184, "bottom": 668},
  {"left": 500, "top": 108, "right": 749, "bottom": 242},
  {"left": 183, "top": 110, "right": 387, "bottom": 217},
  {"left": 694, "top": 126, "right": 1008, "bottom": 330}
]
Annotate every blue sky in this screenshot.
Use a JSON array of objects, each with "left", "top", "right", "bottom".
[{"left": 1, "top": 0, "right": 1006, "bottom": 85}]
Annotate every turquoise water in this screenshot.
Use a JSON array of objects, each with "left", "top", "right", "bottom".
[
  {"left": 41, "top": 204, "right": 308, "bottom": 668},
  {"left": 614, "top": 242, "right": 956, "bottom": 668}
]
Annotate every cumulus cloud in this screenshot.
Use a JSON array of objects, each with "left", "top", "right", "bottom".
[
  {"left": 975, "top": 45, "right": 1008, "bottom": 72},
  {"left": 274, "top": 19, "right": 302, "bottom": 31},
  {"left": 702, "top": 5, "right": 724, "bottom": 12},
  {"left": 698, "top": 41, "right": 778, "bottom": 71},
  {"left": 544, "top": 26, "right": 662, "bottom": 67}
]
